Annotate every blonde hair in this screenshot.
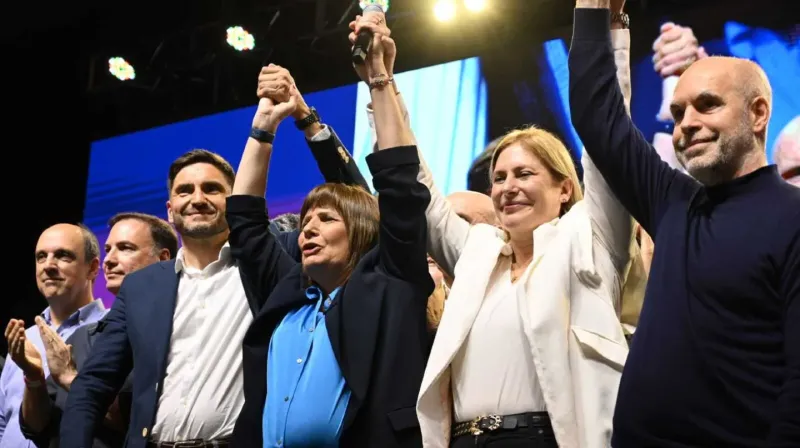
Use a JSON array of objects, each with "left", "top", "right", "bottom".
[
  {"left": 490, "top": 125, "right": 583, "bottom": 215},
  {"left": 300, "top": 183, "right": 379, "bottom": 278}
]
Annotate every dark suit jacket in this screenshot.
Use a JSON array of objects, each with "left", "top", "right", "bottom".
[
  {"left": 20, "top": 323, "right": 132, "bottom": 448},
  {"left": 229, "top": 146, "right": 434, "bottom": 448},
  {"left": 59, "top": 125, "right": 369, "bottom": 448}
]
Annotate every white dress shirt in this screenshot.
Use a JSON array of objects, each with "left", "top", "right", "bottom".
[
  {"left": 451, "top": 256, "right": 546, "bottom": 421},
  {"left": 151, "top": 243, "right": 253, "bottom": 442}
]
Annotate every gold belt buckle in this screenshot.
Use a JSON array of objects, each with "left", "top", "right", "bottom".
[{"left": 469, "top": 414, "right": 502, "bottom": 436}]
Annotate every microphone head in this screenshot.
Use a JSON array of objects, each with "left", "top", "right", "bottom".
[{"left": 359, "top": 0, "right": 389, "bottom": 13}]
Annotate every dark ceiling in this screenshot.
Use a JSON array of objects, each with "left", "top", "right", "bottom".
[{"left": 8, "top": 0, "right": 794, "bottom": 141}]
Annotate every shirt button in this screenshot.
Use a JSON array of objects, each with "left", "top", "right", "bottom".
[
  {"left": 296, "top": 358, "right": 303, "bottom": 364},
  {"left": 142, "top": 427, "right": 148, "bottom": 437},
  {"left": 277, "top": 439, "right": 282, "bottom": 446},
  {"left": 309, "top": 327, "right": 314, "bottom": 332},
  {"left": 284, "top": 396, "right": 289, "bottom": 402}
]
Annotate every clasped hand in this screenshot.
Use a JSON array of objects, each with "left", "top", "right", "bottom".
[{"left": 252, "top": 64, "right": 301, "bottom": 133}]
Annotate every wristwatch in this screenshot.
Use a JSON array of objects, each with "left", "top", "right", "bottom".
[
  {"left": 611, "top": 12, "right": 630, "bottom": 29},
  {"left": 294, "top": 107, "right": 320, "bottom": 131},
  {"left": 250, "top": 127, "right": 275, "bottom": 144}
]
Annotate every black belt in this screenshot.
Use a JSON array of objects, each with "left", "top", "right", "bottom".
[
  {"left": 452, "top": 411, "right": 551, "bottom": 438},
  {"left": 146, "top": 438, "right": 231, "bottom": 448}
]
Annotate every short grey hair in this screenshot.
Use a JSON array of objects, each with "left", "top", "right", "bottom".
[{"left": 77, "top": 224, "right": 100, "bottom": 263}]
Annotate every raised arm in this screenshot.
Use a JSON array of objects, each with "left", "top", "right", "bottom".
[
  {"left": 581, "top": 25, "right": 635, "bottom": 268},
  {"left": 307, "top": 126, "right": 370, "bottom": 191},
  {"left": 260, "top": 64, "right": 371, "bottom": 191},
  {"left": 228, "top": 79, "right": 301, "bottom": 312},
  {"left": 568, "top": 2, "right": 697, "bottom": 236},
  {"left": 356, "top": 29, "right": 434, "bottom": 286},
  {"left": 60, "top": 291, "right": 132, "bottom": 447},
  {"left": 355, "top": 22, "right": 470, "bottom": 278}
]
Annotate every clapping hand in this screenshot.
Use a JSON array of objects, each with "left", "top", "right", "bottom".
[
  {"left": 36, "top": 316, "right": 78, "bottom": 390},
  {"left": 5, "top": 319, "right": 44, "bottom": 379}
]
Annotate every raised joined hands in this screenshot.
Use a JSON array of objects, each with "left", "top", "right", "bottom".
[
  {"left": 653, "top": 22, "right": 708, "bottom": 78},
  {"left": 253, "top": 64, "right": 301, "bottom": 133}
]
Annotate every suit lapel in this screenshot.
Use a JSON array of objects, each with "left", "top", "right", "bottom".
[
  {"left": 419, "top": 226, "right": 504, "bottom": 401},
  {"left": 152, "top": 261, "right": 180, "bottom": 386},
  {"left": 519, "top": 221, "right": 579, "bottom": 447}
]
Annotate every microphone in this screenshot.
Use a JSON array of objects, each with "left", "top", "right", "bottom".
[{"left": 351, "top": 3, "right": 386, "bottom": 65}]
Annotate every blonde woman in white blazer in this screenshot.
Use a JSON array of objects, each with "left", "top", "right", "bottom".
[{"left": 360, "top": 24, "right": 635, "bottom": 448}]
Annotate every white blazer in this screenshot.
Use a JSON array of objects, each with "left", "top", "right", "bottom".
[{"left": 393, "top": 29, "right": 633, "bottom": 448}]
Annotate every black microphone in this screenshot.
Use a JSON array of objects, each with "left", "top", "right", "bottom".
[{"left": 351, "top": 4, "right": 385, "bottom": 65}]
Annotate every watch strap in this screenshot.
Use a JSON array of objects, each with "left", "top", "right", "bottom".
[
  {"left": 294, "top": 107, "right": 320, "bottom": 131},
  {"left": 250, "top": 127, "right": 275, "bottom": 144}
]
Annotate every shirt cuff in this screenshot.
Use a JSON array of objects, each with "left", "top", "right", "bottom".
[
  {"left": 227, "top": 195, "right": 268, "bottom": 214},
  {"left": 366, "top": 146, "right": 419, "bottom": 173},
  {"left": 307, "top": 124, "right": 331, "bottom": 142},
  {"left": 572, "top": 8, "right": 611, "bottom": 42}
]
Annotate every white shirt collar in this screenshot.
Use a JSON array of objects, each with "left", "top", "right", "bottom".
[{"left": 174, "top": 242, "right": 232, "bottom": 274}]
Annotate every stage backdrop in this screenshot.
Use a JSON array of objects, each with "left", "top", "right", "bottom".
[
  {"left": 84, "top": 57, "right": 488, "bottom": 305},
  {"left": 85, "top": 22, "right": 798, "bottom": 306}
]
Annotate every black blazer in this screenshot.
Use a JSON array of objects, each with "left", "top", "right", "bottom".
[{"left": 227, "top": 146, "right": 434, "bottom": 448}]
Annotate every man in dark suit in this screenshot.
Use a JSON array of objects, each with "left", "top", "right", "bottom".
[
  {"left": 61, "top": 79, "right": 370, "bottom": 448},
  {"left": 18, "top": 213, "right": 178, "bottom": 447}
]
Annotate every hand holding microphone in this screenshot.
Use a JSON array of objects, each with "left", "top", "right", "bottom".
[
  {"left": 349, "top": 9, "right": 396, "bottom": 83},
  {"left": 351, "top": 2, "right": 387, "bottom": 65}
]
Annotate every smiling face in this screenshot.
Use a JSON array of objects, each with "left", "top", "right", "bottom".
[
  {"left": 166, "top": 162, "right": 230, "bottom": 240},
  {"left": 670, "top": 57, "right": 772, "bottom": 185},
  {"left": 490, "top": 143, "right": 572, "bottom": 240}
]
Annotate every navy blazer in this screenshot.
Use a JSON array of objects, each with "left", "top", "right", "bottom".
[
  {"left": 20, "top": 322, "right": 133, "bottom": 448},
  {"left": 59, "top": 125, "right": 368, "bottom": 448},
  {"left": 229, "top": 146, "right": 434, "bottom": 448}
]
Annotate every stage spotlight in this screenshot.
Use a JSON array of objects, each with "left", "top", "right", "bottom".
[
  {"left": 359, "top": 0, "right": 390, "bottom": 13},
  {"left": 226, "top": 26, "right": 255, "bottom": 51},
  {"left": 108, "top": 57, "right": 135, "bottom": 81},
  {"left": 464, "top": 0, "right": 486, "bottom": 12},
  {"left": 433, "top": 0, "right": 456, "bottom": 22}
]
